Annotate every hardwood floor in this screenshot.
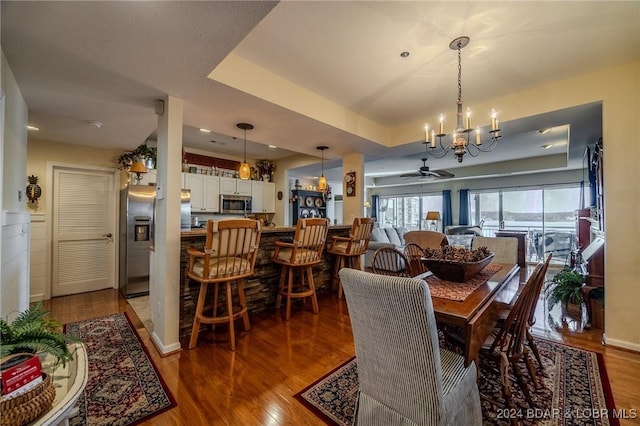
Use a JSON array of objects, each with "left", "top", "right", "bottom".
[{"left": 44, "top": 284, "right": 640, "bottom": 425}]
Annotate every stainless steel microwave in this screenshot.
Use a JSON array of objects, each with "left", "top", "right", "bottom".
[{"left": 220, "top": 194, "right": 252, "bottom": 214}]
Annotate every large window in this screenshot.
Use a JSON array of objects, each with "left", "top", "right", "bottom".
[
  {"left": 378, "top": 194, "right": 443, "bottom": 230},
  {"left": 470, "top": 185, "right": 583, "bottom": 264}
]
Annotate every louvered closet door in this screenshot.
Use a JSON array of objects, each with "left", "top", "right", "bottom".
[{"left": 52, "top": 168, "right": 116, "bottom": 296}]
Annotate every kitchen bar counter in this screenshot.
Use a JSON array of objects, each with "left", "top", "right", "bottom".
[{"left": 178, "top": 224, "right": 351, "bottom": 338}]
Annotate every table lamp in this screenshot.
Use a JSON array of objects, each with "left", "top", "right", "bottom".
[{"left": 426, "top": 211, "right": 441, "bottom": 231}]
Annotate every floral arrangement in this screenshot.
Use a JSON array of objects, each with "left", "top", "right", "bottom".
[
  {"left": 117, "top": 143, "right": 157, "bottom": 170},
  {"left": 255, "top": 159, "right": 276, "bottom": 180}
]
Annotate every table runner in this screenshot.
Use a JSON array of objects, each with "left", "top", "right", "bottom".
[{"left": 424, "top": 263, "right": 502, "bottom": 301}]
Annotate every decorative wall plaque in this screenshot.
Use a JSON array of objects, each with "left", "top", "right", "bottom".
[{"left": 344, "top": 171, "right": 356, "bottom": 197}]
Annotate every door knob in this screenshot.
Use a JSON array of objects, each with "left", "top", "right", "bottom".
[{"left": 103, "top": 233, "right": 113, "bottom": 242}]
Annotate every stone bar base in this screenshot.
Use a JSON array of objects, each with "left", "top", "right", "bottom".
[{"left": 180, "top": 225, "right": 351, "bottom": 338}]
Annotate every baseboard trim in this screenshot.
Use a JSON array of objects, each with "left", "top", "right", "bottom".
[
  {"left": 150, "top": 331, "right": 182, "bottom": 356},
  {"left": 30, "top": 293, "right": 45, "bottom": 303},
  {"left": 603, "top": 335, "right": 640, "bottom": 353}
]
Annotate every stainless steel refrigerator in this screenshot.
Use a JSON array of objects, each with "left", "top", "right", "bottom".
[{"left": 119, "top": 185, "right": 191, "bottom": 298}]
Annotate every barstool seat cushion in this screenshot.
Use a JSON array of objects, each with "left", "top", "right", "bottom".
[
  {"left": 275, "top": 248, "right": 320, "bottom": 264},
  {"left": 192, "top": 256, "right": 252, "bottom": 278}
]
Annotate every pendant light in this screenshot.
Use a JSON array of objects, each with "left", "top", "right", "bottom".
[
  {"left": 236, "top": 122, "right": 253, "bottom": 180},
  {"left": 317, "top": 145, "right": 328, "bottom": 191}
]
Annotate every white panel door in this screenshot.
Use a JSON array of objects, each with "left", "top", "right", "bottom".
[{"left": 52, "top": 168, "right": 116, "bottom": 296}]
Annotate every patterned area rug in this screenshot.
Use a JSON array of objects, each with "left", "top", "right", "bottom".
[
  {"left": 296, "top": 338, "right": 619, "bottom": 426},
  {"left": 65, "top": 313, "right": 176, "bottom": 425}
]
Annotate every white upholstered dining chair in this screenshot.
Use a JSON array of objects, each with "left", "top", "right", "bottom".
[
  {"left": 472, "top": 236, "right": 518, "bottom": 264},
  {"left": 339, "top": 268, "right": 482, "bottom": 425}
]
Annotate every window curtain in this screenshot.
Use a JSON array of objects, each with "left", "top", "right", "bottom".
[
  {"left": 458, "top": 189, "right": 469, "bottom": 225},
  {"left": 442, "top": 190, "right": 453, "bottom": 229},
  {"left": 371, "top": 195, "right": 379, "bottom": 221}
]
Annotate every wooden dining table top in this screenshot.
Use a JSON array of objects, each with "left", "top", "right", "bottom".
[{"left": 414, "top": 262, "right": 523, "bottom": 367}]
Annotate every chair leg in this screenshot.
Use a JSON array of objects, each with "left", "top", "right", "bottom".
[
  {"left": 285, "top": 266, "right": 294, "bottom": 321},
  {"left": 337, "top": 256, "right": 346, "bottom": 299},
  {"left": 236, "top": 278, "right": 251, "bottom": 331},
  {"left": 306, "top": 266, "right": 319, "bottom": 315},
  {"left": 523, "top": 346, "right": 540, "bottom": 389},
  {"left": 212, "top": 283, "right": 219, "bottom": 330},
  {"left": 189, "top": 283, "right": 208, "bottom": 349},
  {"left": 226, "top": 282, "right": 236, "bottom": 351},
  {"left": 332, "top": 254, "right": 342, "bottom": 292},
  {"left": 513, "top": 355, "right": 535, "bottom": 408},
  {"left": 527, "top": 329, "right": 545, "bottom": 371}
]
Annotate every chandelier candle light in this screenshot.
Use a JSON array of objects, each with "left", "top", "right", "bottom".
[
  {"left": 424, "top": 36, "right": 502, "bottom": 163},
  {"left": 237, "top": 122, "right": 253, "bottom": 180},
  {"left": 317, "top": 145, "right": 328, "bottom": 191}
]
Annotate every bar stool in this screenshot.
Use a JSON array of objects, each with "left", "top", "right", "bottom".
[
  {"left": 273, "top": 218, "right": 329, "bottom": 320},
  {"left": 187, "top": 219, "right": 262, "bottom": 350},
  {"left": 327, "top": 217, "right": 375, "bottom": 298}
]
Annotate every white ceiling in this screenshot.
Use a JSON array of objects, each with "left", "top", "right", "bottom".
[{"left": 2, "top": 1, "right": 638, "bottom": 181}]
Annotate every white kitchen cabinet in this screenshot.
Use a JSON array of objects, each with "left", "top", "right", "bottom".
[
  {"left": 183, "top": 173, "right": 220, "bottom": 212},
  {"left": 251, "top": 181, "right": 276, "bottom": 213},
  {"left": 220, "top": 177, "right": 252, "bottom": 196}
]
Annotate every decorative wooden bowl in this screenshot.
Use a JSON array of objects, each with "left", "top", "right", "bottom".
[{"left": 421, "top": 253, "right": 494, "bottom": 282}]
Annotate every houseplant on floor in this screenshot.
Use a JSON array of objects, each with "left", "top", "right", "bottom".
[
  {"left": 0, "top": 302, "right": 78, "bottom": 366},
  {"left": 544, "top": 268, "right": 585, "bottom": 316}
]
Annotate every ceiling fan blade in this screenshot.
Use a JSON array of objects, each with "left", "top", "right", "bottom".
[
  {"left": 432, "top": 169, "right": 455, "bottom": 178},
  {"left": 399, "top": 172, "right": 421, "bottom": 178}
]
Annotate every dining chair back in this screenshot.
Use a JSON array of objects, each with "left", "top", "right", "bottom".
[
  {"left": 371, "top": 247, "right": 411, "bottom": 277},
  {"left": 472, "top": 236, "right": 518, "bottom": 264},
  {"left": 403, "top": 242, "right": 427, "bottom": 276},
  {"left": 338, "top": 268, "right": 482, "bottom": 425},
  {"left": 486, "top": 262, "right": 545, "bottom": 408}
]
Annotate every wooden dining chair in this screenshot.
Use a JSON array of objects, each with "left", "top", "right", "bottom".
[
  {"left": 523, "top": 253, "right": 553, "bottom": 373},
  {"left": 187, "top": 219, "right": 262, "bottom": 350},
  {"left": 371, "top": 247, "right": 411, "bottom": 277},
  {"left": 403, "top": 242, "right": 427, "bottom": 276},
  {"left": 273, "top": 218, "right": 329, "bottom": 320},
  {"left": 480, "top": 262, "right": 546, "bottom": 409},
  {"left": 328, "top": 217, "right": 375, "bottom": 298}
]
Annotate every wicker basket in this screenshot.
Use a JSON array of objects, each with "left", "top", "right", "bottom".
[{"left": 0, "top": 373, "right": 56, "bottom": 426}]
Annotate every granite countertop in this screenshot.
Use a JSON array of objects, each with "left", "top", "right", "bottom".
[{"left": 181, "top": 224, "right": 351, "bottom": 237}]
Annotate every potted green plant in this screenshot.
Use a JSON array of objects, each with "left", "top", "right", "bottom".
[
  {"left": 544, "top": 268, "right": 585, "bottom": 310},
  {"left": 133, "top": 143, "right": 157, "bottom": 170},
  {"left": 0, "top": 302, "right": 78, "bottom": 366}
]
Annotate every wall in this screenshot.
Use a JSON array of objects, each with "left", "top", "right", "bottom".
[{"left": 1, "top": 51, "right": 29, "bottom": 319}]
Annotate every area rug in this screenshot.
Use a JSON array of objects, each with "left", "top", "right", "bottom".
[
  {"left": 65, "top": 312, "right": 176, "bottom": 425},
  {"left": 296, "top": 338, "right": 619, "bottom": 426}
]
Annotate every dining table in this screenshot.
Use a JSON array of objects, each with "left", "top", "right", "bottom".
[{"left": 415, "top": 262, "right": 524, "bottom": 367}]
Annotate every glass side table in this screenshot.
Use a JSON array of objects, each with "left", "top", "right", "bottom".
[{"left": 32, "top": 343, "right": 87, "bottom": 426}]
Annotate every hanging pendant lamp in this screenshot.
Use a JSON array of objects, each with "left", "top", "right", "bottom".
[
  {"left": 236, "top": 122, "right": 253, "bottom": 180},
  {"left": 317, "top": 146, "right": 328, "bottom": 191}
]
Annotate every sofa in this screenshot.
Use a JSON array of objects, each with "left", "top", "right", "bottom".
[{"left": 364, "top": 227, "right": 408, "bottom": 269}]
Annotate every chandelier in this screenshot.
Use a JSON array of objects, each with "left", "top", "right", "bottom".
[
  {"left": 424, "top": 36, "right": 501, "bottom": 163},
  {"left": 236, "top": 122, "right": 253, "bottom": 180}
]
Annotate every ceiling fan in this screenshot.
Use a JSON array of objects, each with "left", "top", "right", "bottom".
[{"left": 399, "top": 158, "right": 455, "bottom": 179}]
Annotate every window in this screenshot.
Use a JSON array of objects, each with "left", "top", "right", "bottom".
[
  {"left": 470, "top": 185, "right": 583, "bottom": 265},
  {"left": 378, "top": 194, "right": 443, "bottom": 230}
]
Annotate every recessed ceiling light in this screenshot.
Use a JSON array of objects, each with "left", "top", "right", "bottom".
[
  {"left": 538, "top": 128, "right": 551, "bottom": 135},
  {"left": 400, "top": 51, "right": 410, "bottom": 58},
  {"left": 27, "top": 125, "right": 39, "bottom": 131},
  {"left": 87, "top": 120, "right": 102, "bottom": 128},
  {"left": 542, "top": 144, "right": 553, "bottom": 149},
  {"left": 199, "top": 128, "right": 211, "bottom": 133},
  {"left": 268, "top": 145, "right": 277, "bottom": 149}
]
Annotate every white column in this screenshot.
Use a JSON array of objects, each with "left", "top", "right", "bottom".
[
  {"left": 150, "top": 96, "right": 183, "bottom": 354},
  {"left": 342, "top": 153, "right": 365, "bottom": 224}
]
